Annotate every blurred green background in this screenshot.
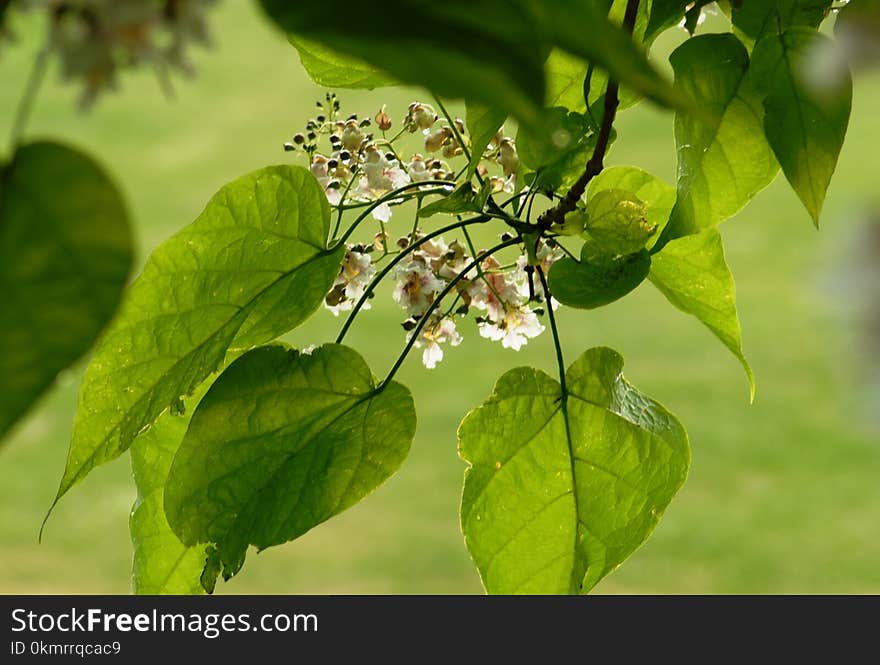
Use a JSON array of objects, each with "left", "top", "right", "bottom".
[{"left": 1, "top": 2, "right": 878, "bottom": 594}]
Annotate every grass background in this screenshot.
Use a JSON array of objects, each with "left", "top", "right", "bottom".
[{"left": 1, "top": 2, "right": 878, "bottom": 594}]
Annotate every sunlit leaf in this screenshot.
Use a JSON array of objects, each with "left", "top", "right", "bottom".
[
  {"left": 584, "top": 188, "right": 656, "bottom": 255},
  {"left": 750, "top": 28, "right": 852, "bottom": 225},
  {"left": 288, "top": 35, "right": 396, "bottom": 88},
  {"left": 459, "top": 347, "right": 689, "bottom": 594},
  {"left": 131, "top": 382, "right": 214, "bottom": 594},
  {"left": 588, "top": 165, "right": 675, "bottom": 247},
  {"left": 658, "top": 33, "right": 778, "bottom": 245},
  {"left": 649, "top": 228, "right": 754, "bottom": 398},
  {"left": 56, "top": 165, "right": 343, "bottom": 504},
  {"left": 164, "top": 344, "right": 416, "bottom": 592}
]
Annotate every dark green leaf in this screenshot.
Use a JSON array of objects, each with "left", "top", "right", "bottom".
[
  {"left": 659, "top": 33, "right": 779, "bottom": 244},
  {"left": 588, "top": 165, "right": 676, "bottom": 247},
  {"left": 459, "top": 347, "right": 690, "bottom": 594},
  {"left": 0, "top": 141, "right": 132, "bottom": 441},
  {"left": 56, "top": 165, "right": 343, "bottom": 503},
  {"left": 517, "top": 107, "right": 591, "bottom": 171},
  {"left": 540, "top": 0, "right": 682, "bottom": 110},
  {"left": 731, "top": 0, "right": 832, "bottom": 45},
  {"left": 131, "top": 382, "right": 213, "bottom": 594},
  {"left": 259, "top": 0, "right": 680, "bottom": 129},
  {"left": 164, "top": 344, "right": 416, "bottom": 591},
  {"left": 465, "top": 100, "right": 507, "bottom": 177},
  {"left": 548, "top": 247, "right": 651, "bottom": 310},
  {"left": 260, "top": 0, "right": 547, "bottom": 128},
  {"left": 288, "top": 35, "right": 396, "bottom": 88},
  {"left": 649, "top": 228, "right": 754, "bottom": 398},
  {"left": 750, "top": 28, "right": 852, "bottom": 225}
]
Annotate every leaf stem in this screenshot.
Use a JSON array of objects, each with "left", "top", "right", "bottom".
[
  {"left": 336, "top": 214, "right": 491, "bottom": 343},
  {"left": 9, "top": 48, "right": 50, "bottom": 154},
  {"left": 380, "top": 236, "right": 520, "bottom": 387},
  {"left": 535, "top": 266, "right": 566, "bottom": 398}
]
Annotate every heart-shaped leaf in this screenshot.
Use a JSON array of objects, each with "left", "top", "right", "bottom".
[
  {"left": 459, "top": 347, "right": 690, "bottom": 594},
  {"left": 164, "top": 343, "right": 416, "bottom": 592}
]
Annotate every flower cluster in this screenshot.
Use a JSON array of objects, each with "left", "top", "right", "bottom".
[
  {"left": 24, "top": 0, "right": 218, "bottom": 107},
  {"left": 326, "top": 230, "right": 563, "bottom": 368},
  {"left": 284, "top": 96, "right": 519, "bottom": 221}
]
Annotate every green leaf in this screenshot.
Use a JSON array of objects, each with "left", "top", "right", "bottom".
[
  {"left": 288, "top": 35, "right": 396, "bottom": 88},
  {"left": 750, "top": 29, "right": 852, "bottom": 225},
  {"left": 0, "top": 141, "right": 132, "bottom": 441},
  {"left": 649, "top": 228, "right": 755, "bottom": 399},
  {"left": 645, "top": 0, "right": 690, "bottom": 42},
  {"left": 548, "top": 247, "right": 651, "bottom": 310},
  {"left": 459, "top": 347, "right": 690, "bottom": 594},
  {"left": 540, "top": 0, "right": 682, "bottom": 110},
  {"left": 731, "top": 0, "right": 832, "bottom": 45},
  {"left": 164, "top": 344, "right": 416, "bottom": 591},
  {"left": 545, "top": 50, "right": 589, "bottom": 113},
  {"left": 588, "top": 165, "right": 676, "bottom": 247},
  {"left": 582, "top": 0, "right": 654, "bottom": 112},
  {"left": 131, "top": 382, "right": 214, "bottom": 594},
  {"left": 464, "top": 100, "right": 506, "bottom": 177},
  {"left": 584, "top": 188, "right": 657, "bottom": 255},
  {"left": 659, "top": 33, "right": 779, "bottom": 244},
  {"left": 56, "top": 165, "right": 343, "bottom": 504},
  {"left": 260, "top": 0, "right": 547, "bottom": 128},
  {"left": 527, "top": 130, "right": 603, "bottom": 194},
  {"left": 517, "top": 107, "right": 591, "bottom": 171},
  {"left": 259, "top": 0, "right": 680, "bottom": 129},
  {"left": 418, "top": 183, "right": 482, "bottom": 218}
]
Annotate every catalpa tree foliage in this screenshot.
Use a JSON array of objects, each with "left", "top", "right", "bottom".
[{"left": 1, "top": 0, "right": 873, "bottom": 594}]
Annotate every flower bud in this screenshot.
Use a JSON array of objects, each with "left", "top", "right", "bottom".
[
  {"left": 341, "top": 119, "right": 364, "bottom": 151},
  {"left": 406, "top": 102, "right": 438, "bottom": 132},
  {"left": 375, "top": 106, "right": 392, "bottom": 131},
  {"left": 425, "top": 127, "right": 452, "bottom": 153}
]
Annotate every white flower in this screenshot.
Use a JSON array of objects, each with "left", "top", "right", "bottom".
[
  {"left": 392, "top": 259, "right": 446, "bottom": 317},
  {"left": 372, "top": 201, "right": 392, "bottom": 223},
  {"left": 407, "top": 154, "right": 433, "bottom": 182},
  {"left": 363, "top": 146, "right": 409, "bottom": 191},
  {"left": 411, "top": 315, "right": 462, "bottom": 369},
  {"left": 324, "top": 248, "right": 375, "bottom": 316},
  {"left": 469, "top": 257, "right": 524, "bottom": 322},
  {"left": 478, "top": 305, "right": 545, "bottom": 350},
  {"left": 357, "top": 145, "right": 411, "bottom": 221},
  {"left": 310, "top": 154, "right": 341, "bottom": 205}
]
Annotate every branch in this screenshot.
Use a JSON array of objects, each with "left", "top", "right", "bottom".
[{"left": 536, "top": 0, "right": 640, "bottom": 230}]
